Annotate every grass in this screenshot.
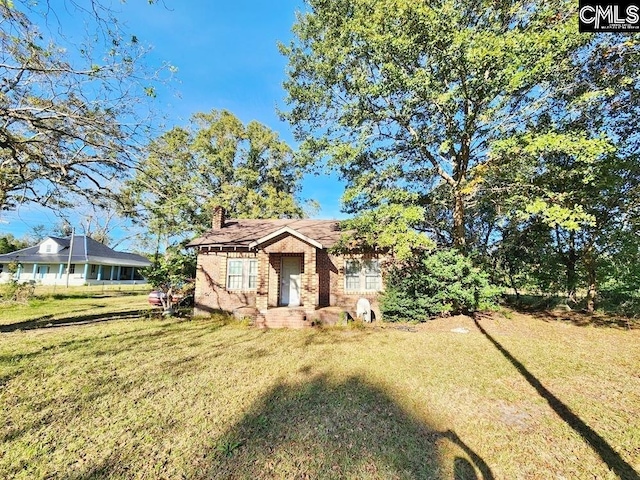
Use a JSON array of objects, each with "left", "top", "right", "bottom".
[
  {"left": 0, "top": 285, "right": 152, "bottom": 329},
  {"left": 0, "top": 294, "right": 639, "bottom": 479}
]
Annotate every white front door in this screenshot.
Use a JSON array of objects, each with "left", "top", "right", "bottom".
[{"left": 280, "top": 257, "right": 301, "bottom": 306}]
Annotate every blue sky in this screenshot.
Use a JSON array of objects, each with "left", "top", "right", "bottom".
[{"left": 0, "top": 0, "right": 347, "bottom": 244}]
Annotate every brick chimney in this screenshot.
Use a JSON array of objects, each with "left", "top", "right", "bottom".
[{"left": 212, "top": 206, "right": 226, "bottom": 229}]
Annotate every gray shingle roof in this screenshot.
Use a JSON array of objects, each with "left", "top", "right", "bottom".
[
  {"left": 187, "top": 219, "right": 345, "bottom": 249},
  {"left": 0, "top": 236, "right": 151, "bottom": 267}
]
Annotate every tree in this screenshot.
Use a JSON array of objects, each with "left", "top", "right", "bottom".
[
  {"left": 53, "top": 203, "right": 132, "bottom": 247},
  {"left": 124, "top": 109, "right": 313, "bottom": 241},
  {"left": 564, "top": 35, "right": 640, "bottom": 311},
  {"left": 281, "top": 0, "right": 587, "bottom": 250},
  {"left": 331, "top": 203, "right": 432, "bottom": 261},
  {"left": 0, "top": 1, "right": 168, "bottom": 211},
  {"left": 143, "top": 245, "right": 196, "bottom": 316},
  {"left": 0, "top": 233, "right": 26, "bottom": 253},
  {"left": 481, "top": 35, "right": 640, "bottom": 309}
]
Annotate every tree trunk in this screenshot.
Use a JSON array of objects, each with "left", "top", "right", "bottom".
[
  {"left": 452, "top": 190, "right": 466, "bottom": 251},
  {"left": 566, "top": 231, "right": 578, "bottom": 304},
  {"left": 508, "top": 271, "right": 521, "bottom": 300},
  {"left": 585, "top": 249, "right": 597, "bottom": 312},
  {"left": 161, "top": 286, "right": 176, "bottom": 316}
]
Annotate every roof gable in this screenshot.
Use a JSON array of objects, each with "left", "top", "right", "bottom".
[
  {"left": 187, "top": 219, "right": 344, "bottom": 249},
  {"left": 38, "top": 237, "right": 65, "bottom": 254},
  {"left": 248, "top": 226, "right": 324, "bottom": 249}
]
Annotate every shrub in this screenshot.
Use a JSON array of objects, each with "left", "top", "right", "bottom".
[
  {"left": 0, "top": 280, "right": 36, "bottom": 303},
  {"left": 380, "top": 249, "right": 501, "bottom": 322},
  {"left": 598, "top": 288, "right": 640, "bottom": 317}
]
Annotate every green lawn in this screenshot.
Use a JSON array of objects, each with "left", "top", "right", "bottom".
[
  {"left": 0, "top": 294, "right": 638, "bottom": 479},
  {"left": 0, "top": 288, "right": 151, "bottom": 331}
]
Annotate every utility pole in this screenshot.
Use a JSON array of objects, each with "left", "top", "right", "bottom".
[{"left": 65, "top": 228, "right": 75, "bottom": 288}]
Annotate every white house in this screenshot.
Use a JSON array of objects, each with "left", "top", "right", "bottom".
[{"left": 0, "top": 236, "right": 151, "bottom": 286}]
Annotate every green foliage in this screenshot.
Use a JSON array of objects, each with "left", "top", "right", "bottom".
[
  {"left": 282, "top": 0, "right": 585, "bottom": 248},
  {"left": 124, "top": 110, "right": 311, "bottom": 240},
  {"left": 0, "top": 280, "right": 35, "bottom": 303},
  {"left": 142, "top": 246, "right": 196, "bottom": 312},
  {"left": 597, "top": 246, "right": 640, "bottom": 316},
  {"left": 0, "top": 235, "right": 27, "bottom": 254},
  {"left": 381, "top": 249, "right": 501, "bottom": 322},
  {"left": 143, "top": 248, "right": 195, "bottom": 290},
  {"left": 332, "top": 203, "right": 433, "bottom": 260},
  {"left": 215, "top": 436, "right": 244, "bottom": 458},
  {"left": 598, "top": 289, "right": 640, "bottom": 318},
  {"left": 476, "top": 35, "right": 640, "bottom": 308},
  {"left": 282, "top": 0, "right": 640, "bottom": 314}
]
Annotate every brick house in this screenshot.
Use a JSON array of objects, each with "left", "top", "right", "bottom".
[{"left": 187, "top": 207, "right": 383, "bottom": 328}]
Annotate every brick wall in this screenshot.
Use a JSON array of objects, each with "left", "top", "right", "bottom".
[
  {"left": 325, "top": 252, "right": 383, "bottom": 321},
  {"left": 263, "top": 234, "right": 317, "bottom": 308},
  {"left": 267, "top": 253, "right": 306, "bottom": 307},
  {"left": 193, "top": 250, "right": 257, "bottom": 316},
  {"left": 193, "top": 237, "right": 385, "bottom": 323}
]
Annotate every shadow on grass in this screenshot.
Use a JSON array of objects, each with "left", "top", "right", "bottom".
[
  {"left": 195, "top": 375, "right": 494, "bottom": 480},
  {"left": 473, "top": 314, "right": 639, "bottom": 480},
  {"left": 44, "top": 290, "right": 146, "bottom": 300},
  {"left": 0, "top": 309, "right": 151, "bottom": 333},
  {"left": 503, "top": 295, "right": 639, "bottom": 330},
  {"left": 525, "top": 309, "right": 638, "bottom": 330}
]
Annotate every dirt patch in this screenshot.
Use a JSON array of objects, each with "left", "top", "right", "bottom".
[{"left": 494, "top": 401, "right": 536, "bottom": 429}]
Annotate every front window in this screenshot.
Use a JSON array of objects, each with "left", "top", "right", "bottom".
[
  {"left": 344, "top": 259, "right": 382, "bottom": 292},
  {"left": 363, "top": 260, "right": 382, "bottom": 290},
  {"left": 227, "top": 258, "right": 258, "bottom": 290}
]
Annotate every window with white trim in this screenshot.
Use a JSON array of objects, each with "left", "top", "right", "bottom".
[
  {"left": 344, "top": 259, "right": 382, "bottom": 292},
  {"left": 226, "top": 258, "right": 258, "bottom": 290}
]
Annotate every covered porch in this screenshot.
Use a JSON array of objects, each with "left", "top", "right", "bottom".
[{"left": 253, "top": 232, "right": 321, "bottom": 328}]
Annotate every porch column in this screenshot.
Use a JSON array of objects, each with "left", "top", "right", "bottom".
[
  {"left": 32, "top": 263, "right": 38, "bottom": 280},
  {"left": 130, "top": 267, "right": 135, "bottom": 280},
  {"left": 303, "top": 248, "right": 318, "bottom": 308},
  {"left": 58, "top": 263, "right": 65, "bottom": 279},
  {"left": 116, "top": 266, "right": 121, "bottom": 281},
  {"left": 256, "top": 250, "right": 269, "bottom": 312},
  {"left": 83, "top": 263, "right": 89, "bottom": 279},
  {"left": 97, "top": 265, "right": 103, "bottom": 281},
  {"left": 16, "top": 264, "right": 22, "bottom": 280},
  {"left": 109, "top": 266, "right": 114, "bottom": 281}
]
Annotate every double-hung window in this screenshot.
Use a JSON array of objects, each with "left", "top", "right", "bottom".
[
  {"left": 344, "top": 259, "right": 382, "bottom": 292},
  {"left": 227, "top": 258, "right": 258, "bottom": 290}
]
